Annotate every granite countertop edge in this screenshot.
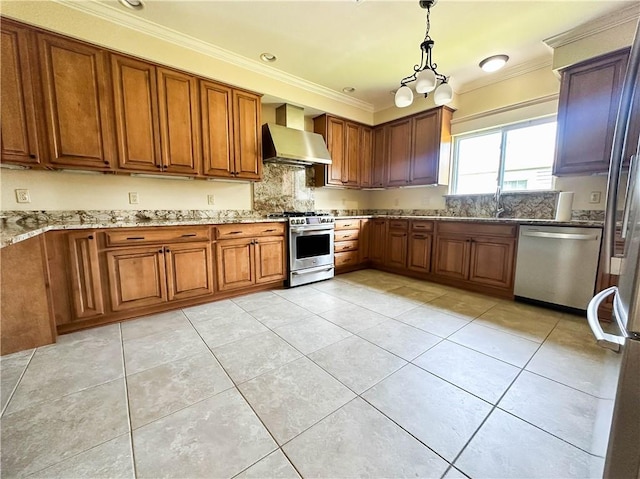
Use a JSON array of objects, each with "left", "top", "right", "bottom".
[{"left": 0, "top": 215, "right": 603, "bottom": 248}]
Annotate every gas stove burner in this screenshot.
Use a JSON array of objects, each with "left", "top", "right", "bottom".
[{"left": 268, "top": 211, "right": 330, "bottom": 218}]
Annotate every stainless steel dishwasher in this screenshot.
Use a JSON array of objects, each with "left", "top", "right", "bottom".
[{"left": 514, "top": 225, "right": 602, "bottom": 310}]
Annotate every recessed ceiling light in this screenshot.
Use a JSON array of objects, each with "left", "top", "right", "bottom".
[
  {"left": 260, "top": 53, "right": 277, "bottom": 63},
  {"left": 479, "top": 55, "right": 509, "bottom": 73},
  {"left": 118, "top": 0, "right": 143, "bottom": 10},
  {"left": 342, "top": 87, "right": 356, "bottom": 93}
]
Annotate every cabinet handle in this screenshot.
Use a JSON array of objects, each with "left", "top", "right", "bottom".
[
  {"left": 181, "top": 233, "right": 197, "bottom": 237},
  {"left": 263, "top": 229, "right": 276, "bottom": 233},
  {"left": 228, "top": 231, "right": 243, "bottom": 235},
  {"left": 413, "top": 235, "right": 426, "bottom": 239},
  {"left": 126, "top": 236, "right": 145, "bottom": 240},
  {"left": 343, "top": 224, "right": 353, "bottom": 227},
  {"left": 88, "top": 235, "right": 94, "bottom": 240},
  {"left": 344, "top": 258, "right": 352, "bottom": 263},
  {"left": 342, "top": 235, "right": 351, "bottom": 238}
]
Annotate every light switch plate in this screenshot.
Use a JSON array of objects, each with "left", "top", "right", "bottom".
[
  {"left": 589, "top": 191, "right": 601, "bottom": 204},
  {"left": 15, "top": 189, "right": 31, "bottom": 203},
  {"left": 207, "top": 194, "right": 215, "bottom": 205},
  {"left": 129, "top": 192, "right": 139, "bottom": 204}
]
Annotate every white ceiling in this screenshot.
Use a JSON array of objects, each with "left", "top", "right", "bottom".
[{"left": 98, "top": 0, "right": 637, "bottom": 111}]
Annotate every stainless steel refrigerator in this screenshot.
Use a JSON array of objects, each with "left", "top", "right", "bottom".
[{"left": 586, "top": 17, "right": 640, "bottom": 479}]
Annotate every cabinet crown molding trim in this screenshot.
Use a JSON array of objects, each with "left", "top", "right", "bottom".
[
  {"left": 51, "top": 0, "right": 374, "bottom": 113},
  {"left": 544, "top": 3, "right": 640, "bottom": 49}
]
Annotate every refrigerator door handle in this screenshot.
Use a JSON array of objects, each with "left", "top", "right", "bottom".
[
  {"left": 587, "top": 286, "right": 626, "bottom": 352},
  {"left": 621, "top": 153, "right": 638, "bottom": 240}
]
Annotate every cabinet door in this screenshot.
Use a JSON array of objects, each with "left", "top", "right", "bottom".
[
  {"left": 468, "top": 237, "right": 515, "bottom": 289},
  {"left": 554, "top": 50, "right": 628, "bottom": 176},
  {"left": 369, "top": 219, "right": 387, "bottom": 264},
  {"left": 408, "top": 232, "right": 432, "bottom": 273},
  {"left": 325, "top": 116, "right": 345, "bottom": 186},
  {"left": 359, "top": 219, "right": 371, "bottom": 263},
  {"left": 411, "top": 109, "right": 440, "bottom": 185},
  {"left": 371, "top": 126, "right": 386, "bottom": 187},
  {"left": 233, "top": 90, "right": 262, "bottom": 180},
  {"left": 201, "top": 81, "right": 234, "bottom": 177},
  {"left": 386, "top": 119, "right": 412, "bottom": 186},
  {"left": 1, "top": 23, "right": 42, "bottom": 166},
  {"left": 111, "top": 54, "right": 161, "bottom": 172},
  {"left": 359, "top": 127, "right": 373, "bottom": 188},
  {"left": 157, "top": 67, "right": 200, "bottom": 175},
  {"left": 433, "top": 235, "right": 469, "bottom": 280},
  {"left": 386, "top": 230, "right": 408, "bottom": 269},
  {"left": 106, "top": 247, "right": 167, "bottom": 311},
  {"left": 343, "top": 122, "right": 360, "bottom": 186},
  {"left": 215, "top": 238, "right": 254, "bottom": 291},
  {"left": 255, "top": 236, "right": 286, "bottom": 284},
  {"left": 67, "top": 231, "right": 104, "bottom": 319},
  {"left": 37, "top": 33, "right": 115, "bottom": 169},
  {"left": 165, "top": 242, "right": 215, "bottom": 301}
]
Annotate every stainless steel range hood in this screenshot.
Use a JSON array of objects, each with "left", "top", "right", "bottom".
[{"left": 262, "top": 104, "right": 331, "bottom": 167}]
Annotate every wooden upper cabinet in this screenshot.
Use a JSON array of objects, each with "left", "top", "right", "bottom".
[
  {"left": 1, "top": 22, "right": 43, "bottom": 166},
  {"left": 343, "top": 121, "right": 360, "bottom": 186},
  {"left": 411, "top": 107, "right": 451, "bottom": 185},
  {"left": 200, "top": 80, "right": 234, "bottom": 177},
  {"left": 111, "top": 54, "right": 161, "bottom": 172},
  {"left": 157, "top": 67, "right": 200, "bottom": 175},
  {"left": 386, "top": 119, "right": 412, "bottom": 187},
  {"left": 314, "top": 115, "right": 345, "bottom": 187},
  {"left": 554, "top": 49, "right": 628, "bottom": 176},
  {"left": 359, "top": 126, "right": 373, "bottom": 187},
  {"left": 37, "top": 32, "right": 116, "bottom": 170},
  {"left": 232, "top": 90, "right": 262, "bottom": 180},
  {"left": 371, "top": 126, "right": 387, "bottom": 188}
]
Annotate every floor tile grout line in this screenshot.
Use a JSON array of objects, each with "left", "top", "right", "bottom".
[
  {"left": 444, "top": 315, "right": 574, "bottom": 474},
  {"left": 119, "top": 322, "right": 139, "bottom": 479},
  {"left": 0, "top": 347, "right": 36, "bottom": 418},
  {"left": 523, "top": 368, "right": 616, "bottom": 401}
]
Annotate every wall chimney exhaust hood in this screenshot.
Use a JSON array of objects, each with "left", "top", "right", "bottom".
[{"left": 262, "top": 104, "right": 331, "bottom": 167}]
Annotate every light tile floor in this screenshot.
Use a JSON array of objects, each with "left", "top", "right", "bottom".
[{"left": 0, "top": 270, "right": 621, "bottom": 478}]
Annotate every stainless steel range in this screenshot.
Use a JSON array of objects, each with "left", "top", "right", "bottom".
[{"left": 269, "top": 212, "right": 335, "bottom": 287}]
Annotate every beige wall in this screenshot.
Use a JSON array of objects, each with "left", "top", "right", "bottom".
[
  {"left": 314, "top": 188, "right": 371, "bottom": 211},
  {"left": 0, "top": 169, "right": 252, "bottom": 211},
  {"left": 368, "top": 186, "right": 448, "bottom": 210}
]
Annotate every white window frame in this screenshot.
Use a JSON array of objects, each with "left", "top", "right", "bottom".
[{"left": 450, "top": 116, "right": 557, "bottom": 195}]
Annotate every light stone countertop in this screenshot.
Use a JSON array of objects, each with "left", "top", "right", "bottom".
[
  {"left": 0, "top": 217, "right": 288, "bottom": 248},
  {"left": 335, "top": 215, "right": 604, "bottom": 228}
]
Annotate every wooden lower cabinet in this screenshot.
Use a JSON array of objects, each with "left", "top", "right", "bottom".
[
  {"left": 386, "top": 229, "right": 408, "bottom": 269},
  {"left": 165, "top": 242, "right": 215, "bottom": 301},
  {"left": 432, "top": 222, "right": 517, "bottom": 296},
  {"left": 68, "top": 231, "right": 104, "bottom": 319},
  {"left": 408, "top": 233, "right": 432, "bottom": 274},
  {"left": 369, "top": 219, "right": 387, "bottom": 265},
  {"left": 106, "top": 246, "right": 168, "bottom": 311},
  {"left": 334, "top": 218, "right": 366, "bottom": 272},
  {"left": 216, "top": 235, "right": 286, "bottom": 291}
]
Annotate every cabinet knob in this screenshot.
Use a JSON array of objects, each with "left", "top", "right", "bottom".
[
  {"left": 103, "top": 161, "right": 110, "bottom": 165},
  {"left": 88, "top": 235, "right": 94, "bottom": 240},
  {"left": 29, "top": 154, "right": 37, "bottom": 159},
  {"left": 156, "top": 164, "right": 162, "bottom": 168},
  {"left": 165, "top": 247, "right": 171, "bottom": 252},
  {"left": 158, "top": 249, "right": 163, "bottom": 253}
]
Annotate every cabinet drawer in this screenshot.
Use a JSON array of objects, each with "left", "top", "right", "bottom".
[
  {"left": 335, "top": 230, "right": 359, "bottom": 241},
  {"left": 335, "top": 250, "right": 359, "bottom": 267},
  {"left": 436, "top": 221, "right": 516, "bottom": 237},
  {"left": 335, "top": 240, "right": 358, "bottom": 253},
  {"left": 411, "top": 220, "right": 434, "bottom": 232},
  {"left": 388, "top": 220, "right": 409, "bottom": 230},
  {"left": 105, "top": 227, "right": 210, "bottom": 246},
  {"left": 335, "top": 219, "right": 360, "bottom": 230},
  {"left": 215, "top": 222, "right": 285, "bottom": 239}
]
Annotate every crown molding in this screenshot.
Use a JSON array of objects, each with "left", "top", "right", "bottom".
[
  {"left": 53, "top": 0, "right": 375, "bottom": 113},
  {"left": 544, "top": 3, "right": 640, "bottom": 49},
  {"left": 456, "top": 58, "right": 553, "bottom": 95}
]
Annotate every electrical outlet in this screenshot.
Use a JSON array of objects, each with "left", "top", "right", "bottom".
[
  {"left": 128, "top": 192, "right": 139, "bottom": 205},
  {"left": 207, "top": 194, "right": 215, "bottom": 205},
  {"left": 394, "top": 198, "right": 400, "bottom": 207},
  {"left": 589, "top": 191, "right": 602, "bottom": 204},
  {"left": 15, "top": 189, "right": 31, "bottom": 203}
]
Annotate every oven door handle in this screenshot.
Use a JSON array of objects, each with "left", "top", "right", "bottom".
[
  {"left": 291, "top": 266, "right": 335, "bottom": 276},
  {"left": 290, "top": 226, "right": 334, "bottom": 233}
]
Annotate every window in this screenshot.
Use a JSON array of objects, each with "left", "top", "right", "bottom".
[{"left": 451, "top": 118, "right": 556, "bottom": 195}]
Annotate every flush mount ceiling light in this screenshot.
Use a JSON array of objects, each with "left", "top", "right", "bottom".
[
  {"left": 118, "top": 0, "right": 143, "bottom": 10},
  {"left": 395, "top": 0, "right": 452, "bottom": 108},
  {"left": 479, "top": 54, "right": 509, "bottom": 73},
  {"left": 342, "top": 87, "right": 356, "bottom": 93},
  {"left": 260, "top": 53, "right": 277, "bottom": 63}
]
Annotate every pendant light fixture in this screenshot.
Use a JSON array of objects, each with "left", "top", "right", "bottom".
[{"left": 395, "top": 0, "right": 452, "bottom": 108}]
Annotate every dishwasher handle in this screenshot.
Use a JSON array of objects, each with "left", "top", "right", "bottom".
[
  {"left": 521, "top": 230, "right": 600, "bottom": 241},
  {"left": 586, "top": 286, "right": 625, "bottom": 352}
]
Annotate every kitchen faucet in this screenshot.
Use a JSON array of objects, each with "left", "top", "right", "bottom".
[{"left": 494, "top": 186, "right": 505, "bottom": 218}]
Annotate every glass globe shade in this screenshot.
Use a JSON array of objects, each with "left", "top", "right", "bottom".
[
  {"left": 415, "top": 69, "right": 437, "bottom": 94},
  {"left": 394, "top": 86, "right": 414, "bottom": 108},
  {"left": 433, "top": 82, "right": 453, "bottom": 105}
]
